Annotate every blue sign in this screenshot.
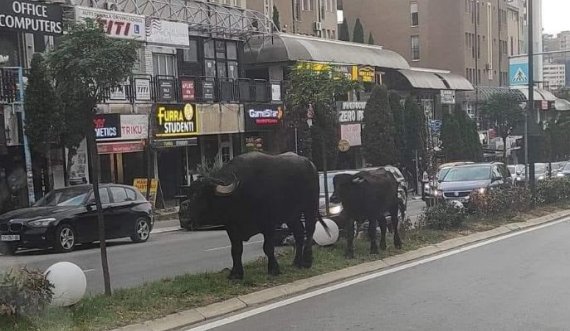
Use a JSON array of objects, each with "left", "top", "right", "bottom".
[{"left": 509, "top": 61, "right": 529, "bottom": 86}]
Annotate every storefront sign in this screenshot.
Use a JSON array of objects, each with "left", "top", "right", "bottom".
[
  {"left": 202, "top": 81, "right": 214, "bottom": 101},
  {"left": 181, "top": 80, "right": 195, "bottom": 101},
  {"left": 340, "top": 124, "right": 362, "bottom": 147},
  {"left": 97, "top": 141, "right": 145, "bottom": 154},
  {"left": 120, "top": 114, "right": 148, "bottom": 140},
  {"left": 93, "top": 113, "right": 121, "bottom": 140},
  {"left": 245, "top": 104, "right": 284, "bottom": 131},
  {"left": 0, "top": 0, "right": 63, "bottom": 35},
  {"left": 133, "top": 178, "right": 158, "bottom": 207},
  {"left": 109, "top": 84, "right": 127, "bottom": 101},
  {"left": 440, "top": 90, "right": 456, "bottom": 104},
  {"left": 145, "top": 18, "right": 189, "bottom": 46},
  {"left": 134, "top": 78, "right": 151, "bottom": 101},
  {"left": 157, "top": 79, "right": 175, "bottom": 101},
  {"left": 152, "top": 138, "right": 198, "bottom": 149},
  {"left": 75, "top": 6, "right": 145, "bottom": 41},
  {"left": 155, "top": 103, "right": 198, "bottom": 138},
  {"left": 352, "top": 66, "right": 375, "bottom": 83},
  {"left": 337, "top": 101, "right": 366, "bottom": 123}
]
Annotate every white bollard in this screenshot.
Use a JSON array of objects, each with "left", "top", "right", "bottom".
[
  {"left": 313, "top": 218, "right": 340, "bottom": 246},
  {"left": 44, "top": 262, "right": 87, "bottom": 307}
]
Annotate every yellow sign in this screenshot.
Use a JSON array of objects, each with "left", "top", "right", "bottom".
[
  {"left": 155, "top": 103, "right": 199, "bottom": 138},
  {"left": 296, "top": 61, "right": 331, "bottom": 71},
  {"left": 133, "top": 178, "right": 158, "bottom": 208},
  {"left": 352, "top": 65, "right": 376, "bottom": 83}
]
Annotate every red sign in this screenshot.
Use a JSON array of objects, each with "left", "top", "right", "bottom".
[
  {"left": 181, "top": 80, "right": 195, "bottom": 101},
  {"left": 541, "top": 100, "right": 549, "bottom": 111},
  {"left": 97, "top": 141, "right": 145, "bottom": 154}
]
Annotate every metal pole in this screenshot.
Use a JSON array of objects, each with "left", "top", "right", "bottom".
[
  {"left": 294, "top": 127, "right": 298, "bottom": 154},
  {"left": 18, "top": 67, "right": 35, "bottom": 205},
  {"left": 527, "top": 0, "right": 535, "bottom": 192}
]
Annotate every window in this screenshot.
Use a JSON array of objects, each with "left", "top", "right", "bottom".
[
  {"left": 204, "top": 40, "right": 215, "bottom": 58},
  {"left": 126, "top": 189, "right": 137, "bottom": 201},
  {"left": 183, "top": 40, "right": 198, "bottom": 63},
  {"left": 477, "top": 35, "right": 481, "bottom": 59},
  {"left": 152, "top": 53, "right": 177, "bottom": 76},
  {"left": 88, "top": 188, "right": 110, "bottom": 205},
  {"left": 215, "top": 40, "right": 226, "bottom": 59},
  {"left": 411, "top": 35, "right": 420, "bottom": 60},
  {"left": 205, "top": 59, "right": 216, "bottom": 77},
  {"left": 410, "top": 2, "right": 419, "bottom": 26},
  {"left": 110, "top": 187, "right": 128, "bottom": 203},
  {"left": 228, "top": 61, "right": 239, "bottom": 79},
  {"left": 227, "top": 41, "right": 238, "bottom": 60}
]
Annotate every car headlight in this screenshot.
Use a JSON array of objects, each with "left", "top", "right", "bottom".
[
  {"left": 328, "top": 205, "right": 343, "bottom": 215},
  {"left": 477, "top": 187, "right": 486, "bottom": 195},
  {"left": 28, "top": 218, "right": 56, "bottom": 227}
]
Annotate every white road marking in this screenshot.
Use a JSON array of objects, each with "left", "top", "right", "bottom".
[
  {"left": 204, "top": 240, "right": 265, "bottom": 252},
  {"left": 186, "top": 216, "right": 570, "bottom": 331}
]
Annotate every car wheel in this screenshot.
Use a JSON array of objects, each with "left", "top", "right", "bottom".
[
  {"left": 54, "top": 224, "right": 76, "bottom": 253},
  {"left": 0, "top": 243, "right": 16, "bottom": 256},
  {"left": 131, "top": 217, "right": 151, "bottom": 243}
]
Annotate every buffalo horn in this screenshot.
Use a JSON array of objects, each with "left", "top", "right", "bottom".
[{"left": 215, "top": 181, "right": 238, "bottom": 196}]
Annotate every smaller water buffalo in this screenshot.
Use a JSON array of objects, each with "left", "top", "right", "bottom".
[{"left": 331, "top": 169, "right": 403, "bottom": 258}]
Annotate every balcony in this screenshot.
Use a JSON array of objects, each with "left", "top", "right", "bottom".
[{"left": 103, "top": 75, "right": 282, "bottom": 104}]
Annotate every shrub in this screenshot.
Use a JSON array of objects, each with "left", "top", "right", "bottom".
[
  {"left": 0, "top": 268, "right": 53, "bottom": 317},
  {"left": 469, "top": 186, "right": 533, "bottom": 218},
  {"left": 534, "top": 178, "right": 570, "bottom": 205},
  {"left": 420, "top": 202, "right": 467, "bottom": 230}
]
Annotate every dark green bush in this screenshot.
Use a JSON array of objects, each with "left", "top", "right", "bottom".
[
  {"left": 0, "top": 268, "right": 53, "bottom": 317},
  {"left": 420, "top": 202, "right": 467, "bottom": 230},
  {"left": 469, "top": 186, "right": 533, "bottom": 218},
  {"left": 535, "top": 178, "right": 570, "bottom": 205}
]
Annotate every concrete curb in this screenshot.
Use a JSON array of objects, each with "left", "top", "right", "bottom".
[{"left": 111, "top": 209, "right": 570, "bottom": 331}]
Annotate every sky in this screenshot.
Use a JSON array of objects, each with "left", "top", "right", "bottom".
[{"left": 542, "top": 0, "right": 570, "bottom": 34}]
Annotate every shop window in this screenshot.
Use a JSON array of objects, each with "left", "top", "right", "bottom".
[
  {"left": 228, "top": 61, "right": 239, "bottom": 79},
  {"left": 153, "top": 53, "right": 177, "bottom": 76},
  {"left": 205, "top": 59, "right": 216, "bottom": 77},
  {"left": 183, "top": 40, "right": 198, "bottom": 63},
  {"left": 204, "top": 39, "right": 215, "bottom": 58},
  {"left": 217, "top": 61, "right": 228, "bottom": 78},
  {"left": 215, "top": 40, "right": 226, "bottom": 59},
  {"left": 227, "top": 41, "right": 238, "bottom": 60}
]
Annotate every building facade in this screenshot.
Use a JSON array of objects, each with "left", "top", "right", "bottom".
[
  {"left": 543, "top": 63, "right": 566, "bottom": 91},
  {"left": 247, "top": 0, "right": 338, "bottom": 38},
  {"left": 341, "top": 0, "right": 510, "bottom": 87}
]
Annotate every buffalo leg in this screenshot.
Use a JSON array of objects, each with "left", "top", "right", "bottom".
[
  {"left": 302, "top": 213, "right": 317, "bottom": 268},
  {"left": 378, "top": 216, "right": 387, "bottom": 251},
  {"left": 263, "top": 234, "right": 281, "bottom": 276},
  {"left": 228, "top": 235, "right": 244, "bottom": 280},
  {"left": 287, "top": 218, "right": 305, "bottom": 268},
  {"left": 368, "top": 218, "right": 379, "bottom": 254},
  {"left": 344, "top": 215, "right": 355, "bottom": 259},
  {"left": 391, "top": 205, "right": 403, "bottom": 249}
]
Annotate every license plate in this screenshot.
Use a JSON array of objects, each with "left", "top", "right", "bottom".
[{"left": 1, "top": 235, "right": 20, "bottom": 241}]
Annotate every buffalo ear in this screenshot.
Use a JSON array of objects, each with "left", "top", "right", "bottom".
[{"left": 214, "top": 180, "right": 239, "bottom": 196}]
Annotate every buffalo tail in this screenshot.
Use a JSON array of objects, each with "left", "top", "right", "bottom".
[{"left": 317, "top": 213, "right": 332, "bottom": 237}]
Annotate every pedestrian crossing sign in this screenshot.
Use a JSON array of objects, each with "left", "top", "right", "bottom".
[{"left": 509, "top": 61, "right": 529, "bottom": 86}]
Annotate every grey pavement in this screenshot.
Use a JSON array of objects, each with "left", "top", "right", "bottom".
[
  {"left": 204, "top": 218, "right": 570, "bottom": 331},
  {"left": 0, "top": 199, "right": 425, "bottom": 295}
]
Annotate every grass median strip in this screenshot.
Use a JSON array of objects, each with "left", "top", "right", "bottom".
[{"left": 1, "top": 205, "right": 568, "bottom": 331}]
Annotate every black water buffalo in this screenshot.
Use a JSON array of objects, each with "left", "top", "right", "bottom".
[
  {"left": 331, "top": 168, "right": 403, "bottom": 258},
  {"left": 186, "top": 152, "right": 326, "bottom": 279}
]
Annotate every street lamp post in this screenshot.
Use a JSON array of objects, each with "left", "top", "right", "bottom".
[{"left": 527, "top": 0, "right": 535, "bottom": 193}]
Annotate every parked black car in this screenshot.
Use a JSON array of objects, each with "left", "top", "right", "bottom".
[{"left": 0, "top": 184, "right": 153, "bottom": 255}]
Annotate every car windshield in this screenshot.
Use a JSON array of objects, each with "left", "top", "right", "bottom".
[
  {"left": 437, "top": 168, "right": 451, "bottom": 181},
  {"left": 34, "top": 187, "right": 91, "bottom": 207},
  {"left": 443, "top": 166, "right": 491, "bottom": 182}
]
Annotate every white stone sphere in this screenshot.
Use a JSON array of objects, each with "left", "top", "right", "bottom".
[
  {"left": 44, "top": 262, "right": 87, "bottom": 307},
  {"left": 314, "top": 218, "right": 340, "bottom": 246}
]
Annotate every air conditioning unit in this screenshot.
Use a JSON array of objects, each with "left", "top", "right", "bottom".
[{"left": 313, "top": 21, "right": 322, "bottom": 31}]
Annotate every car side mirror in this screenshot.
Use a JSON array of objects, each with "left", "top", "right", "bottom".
[
  {"left": 86, "top": 201, "right": 96, "bottom": 211},
  {"left": 492, "top": 176, "right": 502, "bottom": 182}
]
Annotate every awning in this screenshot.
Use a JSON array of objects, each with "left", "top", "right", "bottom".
[
  {"left": 244, "top": 33, "right": 410, "bottom": 69},
  {"left": 397, "top": 69, "right": 447, "bottom": 90},
  {"left": 434, "top": 73, "right": 474, "bottom": 91},
  {"left": 463, "top": 87, "right": 526, "bottom": 102},
  {"left": 511, "top": 86, "right": 557, "bottom": 101}
]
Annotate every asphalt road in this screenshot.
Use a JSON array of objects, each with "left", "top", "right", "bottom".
[
  {"left": 197, "top": 217, "right": 570, "bottom": 331},
  {"left": 0, "top": 199, "right": 425, "bottom": 295}
]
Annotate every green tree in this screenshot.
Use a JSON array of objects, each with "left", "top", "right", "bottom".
[
  {"left": 47, "top": 21, "right": 139, "bottom": 296},
  {"left": 403, "top": 96, "right": 427, "bottom": 170},
  {"left": 272, "top": 5, "right": 280, "bottom": 32},
  {"left": 368, "top": 32, "right": 375, "bottom": 45},
  {"left": 24, "top": 53, "right": 61, "bottom": 192},
  {"left": 454, "top": 107, "right": 483, "bottom": 161},
  {"left": 480, "top": 93, "right": 525, "bottom": 161},
  {"left": 353, "top": 18, "right": 364, "bottom": 43},
  {"left": 339, "top": 18, "right": 350, "bottom": 41},
  {"left": 362, "top": 85, "right": 397, "bottom": 166},
  {"left": 389, "top": 93, "right": 405, "bottom": 164},
  {"left": 441, "top": 111, "right": 464, "bottom": 161}
]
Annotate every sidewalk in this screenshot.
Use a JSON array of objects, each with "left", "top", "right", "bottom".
[{"left": 152, "top": 219, "right": 181, "bottom": 234}]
